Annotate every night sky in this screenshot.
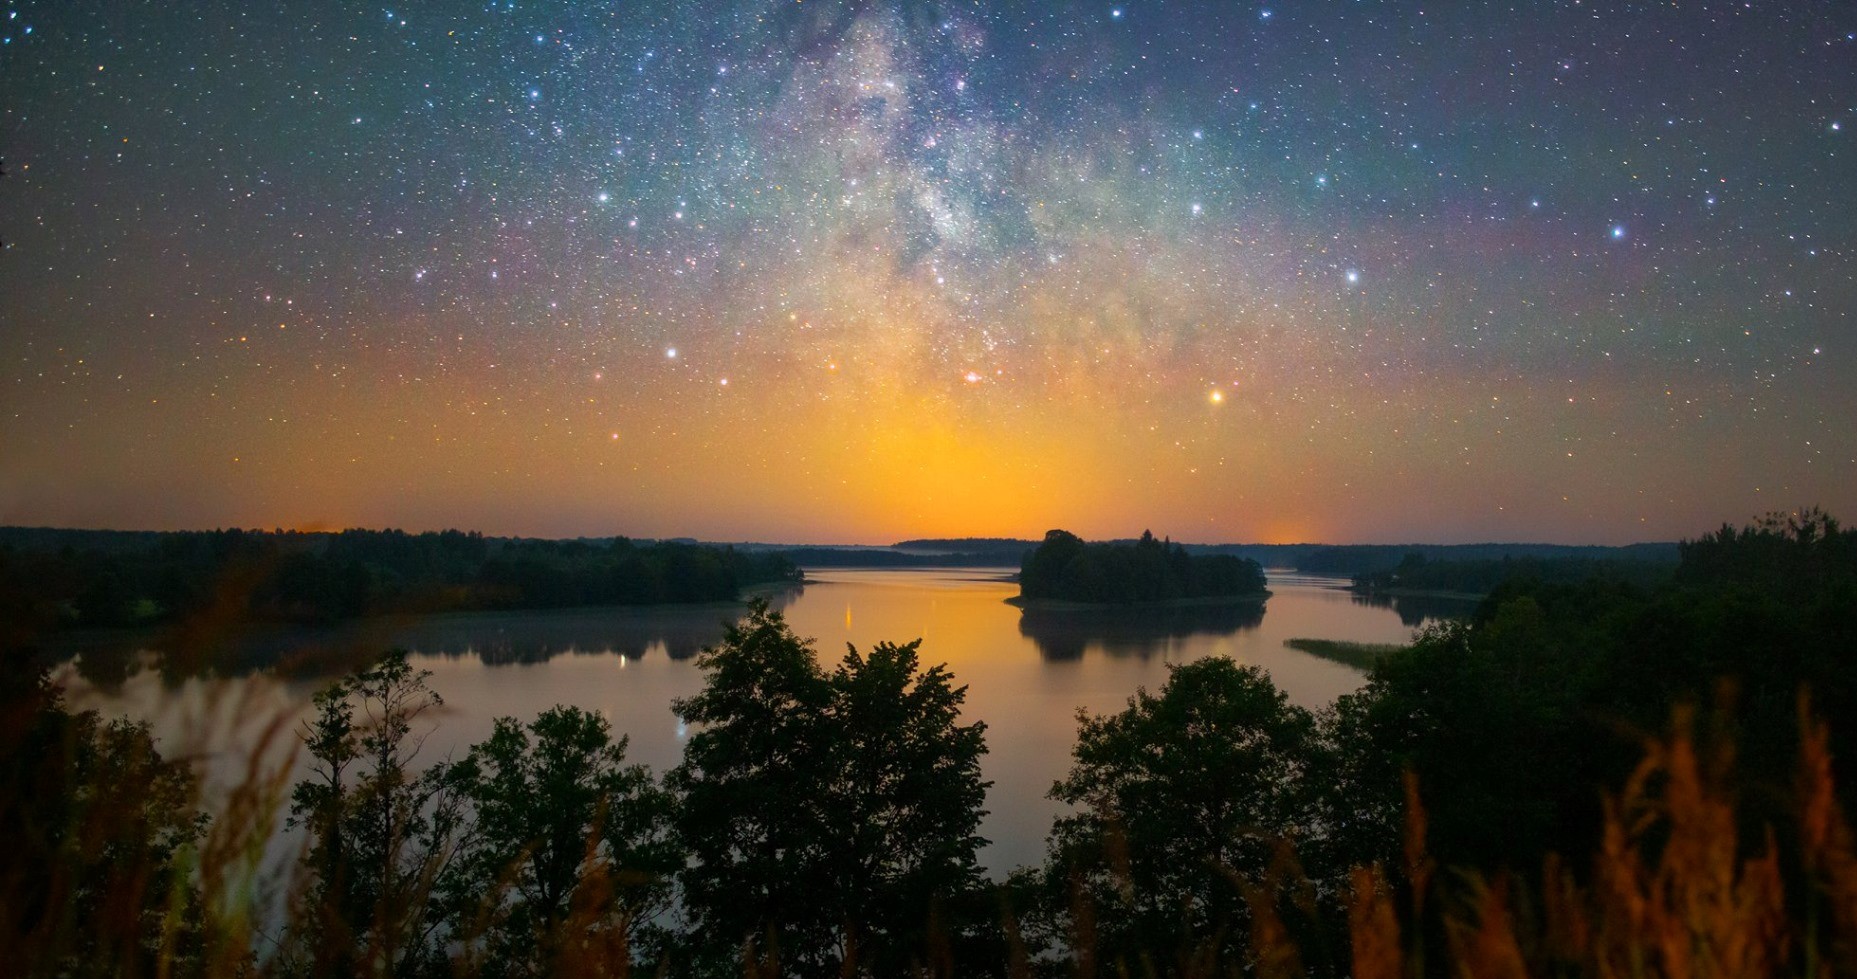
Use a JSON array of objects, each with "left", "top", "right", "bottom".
[{"left": 1, "top": 1, "right": 1852, "bottom": 544}]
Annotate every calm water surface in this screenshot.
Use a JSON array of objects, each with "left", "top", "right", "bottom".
[{"left": 53, "top": 569, "right": 1456, "bottom": 873}]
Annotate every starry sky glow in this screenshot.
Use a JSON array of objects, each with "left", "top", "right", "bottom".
[{"left": 1, "top": 1, "right": 1853, "bottom": 543}]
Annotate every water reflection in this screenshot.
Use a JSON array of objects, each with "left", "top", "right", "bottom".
[
  {"left": 1016, "top": 601, "right": 1266, "bottom": 661},
  {"left": 53, "top": 569, "right": 1451, "bottom": 874},
  {"left": 50, "top": 593, "right": 797, "bottom": 691},
  {"left": 1349, "top": 590, "right": 1481, "bottom": 627}
]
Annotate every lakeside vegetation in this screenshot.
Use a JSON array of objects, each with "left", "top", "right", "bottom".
[
  {"left": 1349, "top": 551, "right": 1677, "bottom": 598},
  {"left": 1282, "top": 637, "right": 1405, "bottom": 671},
  {"left": 5, "top": 509, "right": 1857, "bottom": 977},
  {"left": 1016, "top": 529, "right": 1269, "bottom": 606},
  {"left": 0, "top": 528, "right": 799, "bottom": 633}
]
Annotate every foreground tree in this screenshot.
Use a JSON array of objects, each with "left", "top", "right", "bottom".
[
  {"left": 0, "top": 659, "right": 218, "bottom": 978},
  {"left": 1039, "top": 657, "right": 1322, "bottom": 974},
  {"left": 820, "top": 640, "right": 991, "bottom": 975},
  {"left": 283, "top": 651, "right": 465, "bottom": 978},
  {"left": 668, "top": 600, "right": 992, "bottom": 976},
  {"left": 444, "top": 706, "right": 679, "bottom": 977}
]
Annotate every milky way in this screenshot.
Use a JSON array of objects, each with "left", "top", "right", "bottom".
[{"left": 2, "top": 1, "right": 1853, "bottom": 543}]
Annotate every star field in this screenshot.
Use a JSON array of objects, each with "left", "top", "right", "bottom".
[{"left": 1, "top": 1, "right": 1853, "bottom": 543}]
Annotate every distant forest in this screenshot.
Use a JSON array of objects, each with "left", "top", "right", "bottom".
[
  {"left": 887, "top": 535, "right": 1680, "bottom": 576},
  {"left": 0, "top": 526, "right": 1687, "bottom": 635},
  {"left": 1018, "top": 530, "right": 1269, "bottom": 605},
  {"left": 0, "top": 528, "right": 798, "bottom": 631},
  {"left": 1351, "top": 552, "right": 1678, "bottom": 596}
]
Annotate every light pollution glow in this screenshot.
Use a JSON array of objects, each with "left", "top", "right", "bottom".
[{"left": 1, "top": 1, "right": 1852, "bottom": 543}]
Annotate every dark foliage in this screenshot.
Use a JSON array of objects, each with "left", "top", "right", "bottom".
[
  {"left": 667, "top": 599, "right": 996, "bottom": 977},
  {"left": 7, "top": 509, "right": 1856, "bottom": 978},
  {"left": 442, "top": 706, "right": 679, "bottom": 977},
  {"left": 0, "top": 656, "right": 219, "bottom": 978},
  {"left": 1351, "top": 552, "right": 1675, "bottom": 596},
  {"left": 1019, "top": 530, "right": 1267, "bottom": 605},
  {"left": 1295, "top": 541, "right": 1679, "bottom": 577},
  {"left": 1321, "top": 508, "right": 1857, "bottom": 883},
  {"left": 0, "top": 529, "right": 798, "bottom": 631},
  {"left": 1031, "top": 658, "right": 1325, "bottom": 974},
  {"left": 283, "top": 651, "right": 466, "bottom": 977}
]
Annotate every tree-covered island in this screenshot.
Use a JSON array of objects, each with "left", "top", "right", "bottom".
[{"left": 1012, "top": 529, "right": 1270, "bottom": 608}]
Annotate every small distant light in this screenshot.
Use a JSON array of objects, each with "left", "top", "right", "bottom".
[
  {"left": 719, "top": 377, "right": 729, "bottom": 386},
  {"left": 964, "top": 371, "right": 982, "bottom": 383},
  {"left": 1209, "top": 389, "right": 1225, "bottom": 404},
  {"left": 610, "top": 432, "right": 620, "bottom": 440},
  {"left": 1110, "top": 8, "right": 1123, "bottom": 19},
  {"left": 1610, "top": 224, "right": 1626, "bottom": 239},
  {"left": 597, "top": 192, "right": 610, "bottom": 203},
  {"left": 666, "top": 347, "right": 678, "bottom": 359},
  {"left": 1346, "top": 269, "right": 1360, "bottom": 284}
]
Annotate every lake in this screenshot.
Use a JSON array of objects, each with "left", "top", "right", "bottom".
[{"left": 50, "top": 568, "right": 1461, "bottom": 874}]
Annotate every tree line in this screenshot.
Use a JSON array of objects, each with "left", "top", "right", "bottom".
[
  {"left": 0, "top": 529, "right": 799, "bottom": 631},
  {"left": 5, "top": 509, "right": 1857, "bottom": 977},
  {"left": 1349, "top": 552, "right": 1677, "bottom": 596}
]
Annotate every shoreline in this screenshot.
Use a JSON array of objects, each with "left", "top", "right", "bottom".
[{"left": 1345, "top": 584, "right": 1487, "bottom": 602}]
